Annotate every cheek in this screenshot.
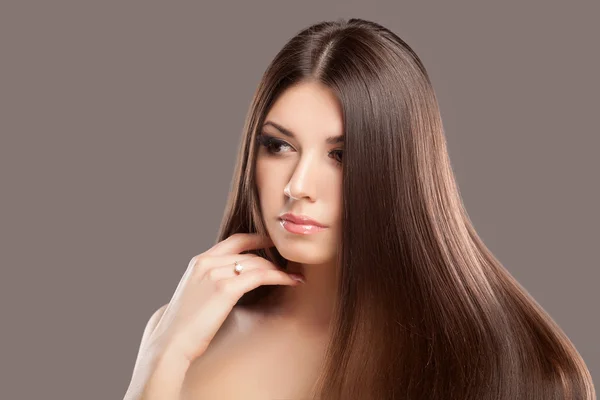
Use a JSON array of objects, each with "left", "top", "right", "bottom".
[
  {"left": 255, "top": 159, "right": 281, "bottom": 207},
  {"left": 327, "top": 177, "right": 343, "bottom": 213},
  {"left": 255, "top": 158, "right": 269, "bottom": 193}
]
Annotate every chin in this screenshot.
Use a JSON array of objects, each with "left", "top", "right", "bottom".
[
  {"left": 265, "top": 222, "right": 339, "bottom": 262},
  {"left": 273, "top": 242, "right": 336, "bottom": 265}
]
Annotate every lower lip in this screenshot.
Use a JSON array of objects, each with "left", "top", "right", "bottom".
[{"left": 280, "top": 219, "right": 327, "bottom": 235}]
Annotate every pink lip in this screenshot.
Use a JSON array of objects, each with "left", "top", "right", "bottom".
[
  {"left": 278, "top": 212, "right": 327, "bottom": 227},
  {"left": 279, "top": 219, "right": 327, "bottom": 235}
]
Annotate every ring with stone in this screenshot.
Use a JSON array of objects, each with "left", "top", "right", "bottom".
[{"left": 233, "top": 260, "right": 244, "bottom": 275}]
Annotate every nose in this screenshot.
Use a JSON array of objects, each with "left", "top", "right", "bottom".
[{"left": 284, "top": 152, "right": 320, "bottom": 201}]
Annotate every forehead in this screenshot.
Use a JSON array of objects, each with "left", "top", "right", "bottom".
[{"left": 264, "top": 81, "right": 344, "bottom": 139}]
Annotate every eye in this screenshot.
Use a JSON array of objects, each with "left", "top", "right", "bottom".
[
  {"left": 329, "top": 149, "right": 343, "bottom": 165},
  {"left": 256, "top": 134, "right": 293, "bottom": 154},
  {"left": 256, "top": 133, "right": 343, "bottom": 166}
]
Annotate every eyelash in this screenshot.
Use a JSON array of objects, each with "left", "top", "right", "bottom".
[{"left": 255, "top": 133, "right": 343, "bottom": 166}]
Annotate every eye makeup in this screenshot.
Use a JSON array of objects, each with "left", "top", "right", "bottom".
[{"left": 255, "top": 133, "right": 343, "bottom": 165}]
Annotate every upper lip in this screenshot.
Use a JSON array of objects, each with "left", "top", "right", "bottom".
[{"left": 279, "top": 212, "right": 327, "bottom": 227}]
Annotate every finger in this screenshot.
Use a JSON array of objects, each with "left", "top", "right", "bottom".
[
  {"left": 205, "top": 233, "right": 274, "bottom": 257},
  {"left": 203, "top": 256, "right": 281, "bottom": 280},
  {"left": 183, "top": 252, "right": 256, "bottom": 281},
  {"left": 195, "top": 253, "right": 260, "bottom": 273},
  {"left": 177, "top": 253, "right": 261, "bottom": 299},
  {"left": 217, "top": 268, "right": 302, "bottom": 298}
]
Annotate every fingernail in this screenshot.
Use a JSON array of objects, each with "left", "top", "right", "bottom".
[{"left": 289, "top": 274, "right": 305, "bottom": 283}]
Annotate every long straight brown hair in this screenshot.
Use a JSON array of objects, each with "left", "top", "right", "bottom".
[{"left": 214, "top": 18, "right": 595, "bottom": 400}]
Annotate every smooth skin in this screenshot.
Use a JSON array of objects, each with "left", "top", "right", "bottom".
[
  {"left": 123, "top": 81, "right": 344, "bottom": 399},
  {"left": 123, "top": 233, "right": 304, "bottom": 400}
]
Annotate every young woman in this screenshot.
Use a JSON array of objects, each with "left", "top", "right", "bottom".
[{"left": 123, "top": 18, "right": 595, "bottom": 400}]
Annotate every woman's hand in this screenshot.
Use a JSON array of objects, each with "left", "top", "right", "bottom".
[
  {"left": 124, "top": 233, "right": 304, "bottom": 400},
  {"left": 149, "top": 232, "right": 304, "bottom": 362}
]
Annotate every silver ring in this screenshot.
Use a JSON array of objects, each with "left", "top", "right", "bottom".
[{"left": 233, "top": 260, "right": 244, "bottom": 275}]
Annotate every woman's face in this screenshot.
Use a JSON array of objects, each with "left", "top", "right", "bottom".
[{"left": 255, "top": 81, "right": 344, "bottom": 265}]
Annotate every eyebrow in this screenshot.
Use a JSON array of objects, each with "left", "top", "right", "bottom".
[{"left": 262, "top": 121, "right": 344, "bottom": 145}]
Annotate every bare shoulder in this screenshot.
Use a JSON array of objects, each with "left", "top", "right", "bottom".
[
  {"left": 148, "top": 304, "right": 168, "bottom": 328},
  {"left": 136, "top": 304, "right": 168, "bottom": 356},
  {"left": 127, "top": 303, "right": 170, "bottom": 381},
  {"left": 143, "top": 304, "right": 168, "bottom": 342}
]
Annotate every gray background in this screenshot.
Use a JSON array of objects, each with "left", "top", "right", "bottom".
[{"left": 0, "top": 1, "right": 597, "bottom": 399}]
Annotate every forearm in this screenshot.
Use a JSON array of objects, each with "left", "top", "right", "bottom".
[{"left": 123, "top": 350, "right": 190, "bottom": 400}]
